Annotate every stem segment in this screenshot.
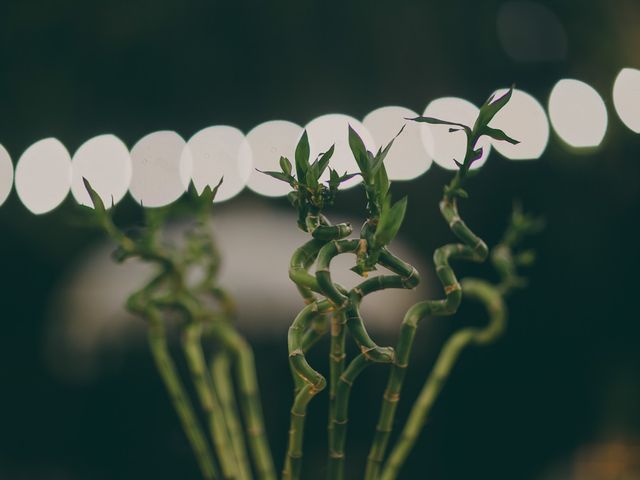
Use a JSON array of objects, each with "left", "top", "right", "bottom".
[
  {"left": 147, "top": 310, "right": 219, "bottom": 480},
  {"left": 380, "top": 278, "right": 506, "bottom": 480}
]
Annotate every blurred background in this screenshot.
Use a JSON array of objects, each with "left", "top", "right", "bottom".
[{"left": 1, "top": 0, "right": 639, "bottom": 479}]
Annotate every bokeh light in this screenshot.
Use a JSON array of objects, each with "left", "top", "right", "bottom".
[
  {"left": 71, "top": 134, "right": 132, "bottom": 208},
  {"left": 420, "top": 97, "right": 491, "bottom": 170},
  {"left": 15, "top": 138, "right": 72, "bottom": 214},
  {"left": 245, "top": 120, "right": 303, "bottom": 197},
  {"left": 613, "top": 68, "right": 640, "bottom": 134},
  {"left": 489, "top": 88, "right": 549, "bottom": 160},
  {"left": 0, "top": 144, "right": 12, "bottom": 207},
  {"left": 548, "top": 79, "right": 608, "bottom": 148},
  {"left": 362, "top": 106, "right": 432, "bottom": 181},
  {"left": 129, "top": 131, "right": 192, "bottom": 208},
  {"left": 497, "top": 1, "right": 567, "bottom": 63},
  {"left": 304, "top": 114, "right": 376, "bottom": 189},
  {"left": 185, "top": 125, "right": 252, "bottom": 203}
]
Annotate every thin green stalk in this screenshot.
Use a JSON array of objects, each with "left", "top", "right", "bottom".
[
  {"left": 379, "top": 278, "right": 506, "bottom": 480},
  {"left": 211, "top": 351, "right": 253, "bottom": 480},
  {"left": 283, "top": 302, "right": 331, "bottom": 479},
  {"left": 328, "top": 353, "right": 373, "bottom": 480},
  {"left": 146, "top": 309, "right": 219, "bottom": 480},
  {"left": 317, "top": 244, "right": 418, "bottom": 478},
  {"left": 327, "top": 310, "right": 347, "bottom": 478},
  {"left": 183, "top": 322, "right": 242, "bottom": 480},
  {"left": 365, "top": 195, "right": 489, "bottom": 480},
  {"left": 210, "top": 322, "right": 277, "bottom": 480}
]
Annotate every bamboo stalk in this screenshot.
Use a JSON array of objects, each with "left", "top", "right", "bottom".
[
  {"left": 209, "top": 322, "right": 277, "bottom": 480},
  {"left": 327, "top": 310, "right": 347, "bottom": 478},
  {"left": 283, "top": 302, "right": 331, "bottom": 479},
  {"left": 379, "top": 279, "right": 506, "bottom": 480},
  {"left": 365, "top": 196, "right": 489, "bottom": 480},
  {"left": 183, "top": 322, "right": 242, "bottom": 480},
  {"left": 146, "top": 309, "right": 219, "bottom": 480},
  {"left": 211, "top": 351, "right": 253, "bottom": 480}
]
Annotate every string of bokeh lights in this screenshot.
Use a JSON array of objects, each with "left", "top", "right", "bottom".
[{"left": 0, "top": 70, "right": 638, "bottom": 214}]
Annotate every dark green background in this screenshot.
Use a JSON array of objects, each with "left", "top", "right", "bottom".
[{"left": 0, "top": 1, "right": 639, "bottom": 478}]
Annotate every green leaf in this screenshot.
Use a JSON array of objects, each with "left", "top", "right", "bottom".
[
  {"left": 477, "top": 85, "right": 514, "bottom": 127},
  {"left": 257, "top": 169, "right": 296, "bottom": 185},
  {"left": 82, "top": 177, "right": 106, "bottom": 214},
  {"left": 373, "top": 163, "right": 390, "bottom": 201},
  {"left": 329, "top": 168, "right": 340, "bottom": 190},
  {"left": 316, "top": 145, "right": 334, "bottom": 177},
  {"left": 482, "top": 126, "right": 520, "bottom": 145},
  {"left": 348, "top": 125, "right": 370, "bottom": 176},
  {"left": 411, "top": 116, "right": 471, "bottom": 135},
  {"left": 295, "top": 131, "right": 310, "bottom": 184},
  {"left": 370, "top": 125, "right": 405, "bottom": 177},
  {"left": 199, "top": 176, "right": 224, "bottom": 204},
  {"left": 280, "top": 156, "right": 292, "bottom": 175},
  {"left": 373, "top": 196, "right": 408, "bottom": 248},
  {"left": 339, "top": 172, "right": 359, "bottom": 183}
]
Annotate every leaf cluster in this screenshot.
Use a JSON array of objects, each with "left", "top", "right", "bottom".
[
  {"left": 259, "top": 132, "right": 356, "bottom": 231},
  {"left": 347, "top": 126, "right": 409, "bottom": 274},
  {"left": 412, "top": 86, "right": 519, "bottom": 198}
]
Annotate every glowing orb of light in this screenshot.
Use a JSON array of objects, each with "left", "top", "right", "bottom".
[
  {"left": 304, "top": 114, "right": 376, "bottom": 190},
  {"left": 489, "top": 88, "right": 549, "bottom": 160},
  {"left": 0, "top": 144, "right": 12, "bottom": 207},
  {"left": 15, "top": 138, "right": 72, "bottom": 214},
  {"left": 419, "top": 97, "right": 492, "bottom": 170},
  {"left": 613, "top": 68, "right": 640, "bottom": 134},
  {"left": 362, "top": 106, "right": 432, "bottom": 181},
  {"left": 185, "top": 125, "right": 252, "bottom": 203},
  {"left": 548, "top": 79, "right": 608, "bottom": 148},
  {"left": 245, "top": 120, "right": 303, "bottom": 197},
  {"left": 129, "top": 131, "right": 192, "bottom": 208},
  {"left": 71, "top": 134, "right": 132, "bottom": 208}
]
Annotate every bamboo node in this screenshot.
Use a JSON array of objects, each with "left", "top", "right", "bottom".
[
  {"left": 383, "top": 391, "right": 401, "bottom": 403},
  {"left": 444, "top": 283, "right": 461, "bottom": 294}
]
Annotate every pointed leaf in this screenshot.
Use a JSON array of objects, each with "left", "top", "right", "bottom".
[
  {"left": 338, "top": 172, "right": 359, "bottom": 183},
  {"left": 411, "top": 116, "right": 471, "bottom": 134},
  {"left": 280, "top": 156, "right": 292, "bottom": 175},
  {"left": 82, "top": 177, "right": 106, "bottom": 214},
  {"left": 257, "top": 169, "right": 296, "bottom": 184},
  {"left": 348, "top": 125, "right": 370, "bottom": 176},
  {"left": 295, "top": 131, "right": 310, "bottom": 183},
  {"left": 329, "top": 168, "right": 340, "bottom": 190},
  {"left": 482, "top": 126, "right": 520, "bottom": 145},
  {"left": 373, "top": 196, "right": 408, "bottom": 247},
  {"left": 478, "top": 85, "right": 514, "bottom": 127},
  {"left": 316, "top": 145, "right": 334, "bottom": 177},
  {"left": 370, "top": 125, "right": 405, "bottom": 176}
]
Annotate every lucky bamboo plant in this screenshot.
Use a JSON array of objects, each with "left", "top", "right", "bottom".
[{"left": 83, "top": 86, "right": 541, "bottom": 480}]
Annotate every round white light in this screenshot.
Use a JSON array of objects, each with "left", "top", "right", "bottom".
[
  {"left": 489, "top": 88, "right": 549, "bottom": 159},
  {"left": 419, "top": 97, "right": 491, "bottom": 170},
  {"left": 548, "top": 79, "right": 608, "bottom": 148},
  {"left": 129, "top": 131, "right": 192, "bottom": 208},
  {"left": 245, "top": 120, "right": 302, "bottom": 197},
  {"left": 15, "top": 138, "right": 72, "bottom": 214},
  {"left": 71, "top": 134, "right": 132, "bottom": 208},
  {"left": 363, "top": 106, "right": 432, "bottom": 181},
  {"left": 304, "top": 114, "right": 376, "bottom": 189},
  {"left": 185, "top": 126, "right": 252, "bottom": 203},
  {"left": 0, "top": 144, "right": 12, "bottom": 207},
  {"left": 613, "top": 68, "right": 640, "bottom": 134}
]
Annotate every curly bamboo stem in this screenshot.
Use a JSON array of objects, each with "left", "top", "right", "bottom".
[
  {"left": 365, "top": 196, "right": 488, "bottom": 480},
  {"left": 379, "top": 278, "right": 506, "bottom": 480}
]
